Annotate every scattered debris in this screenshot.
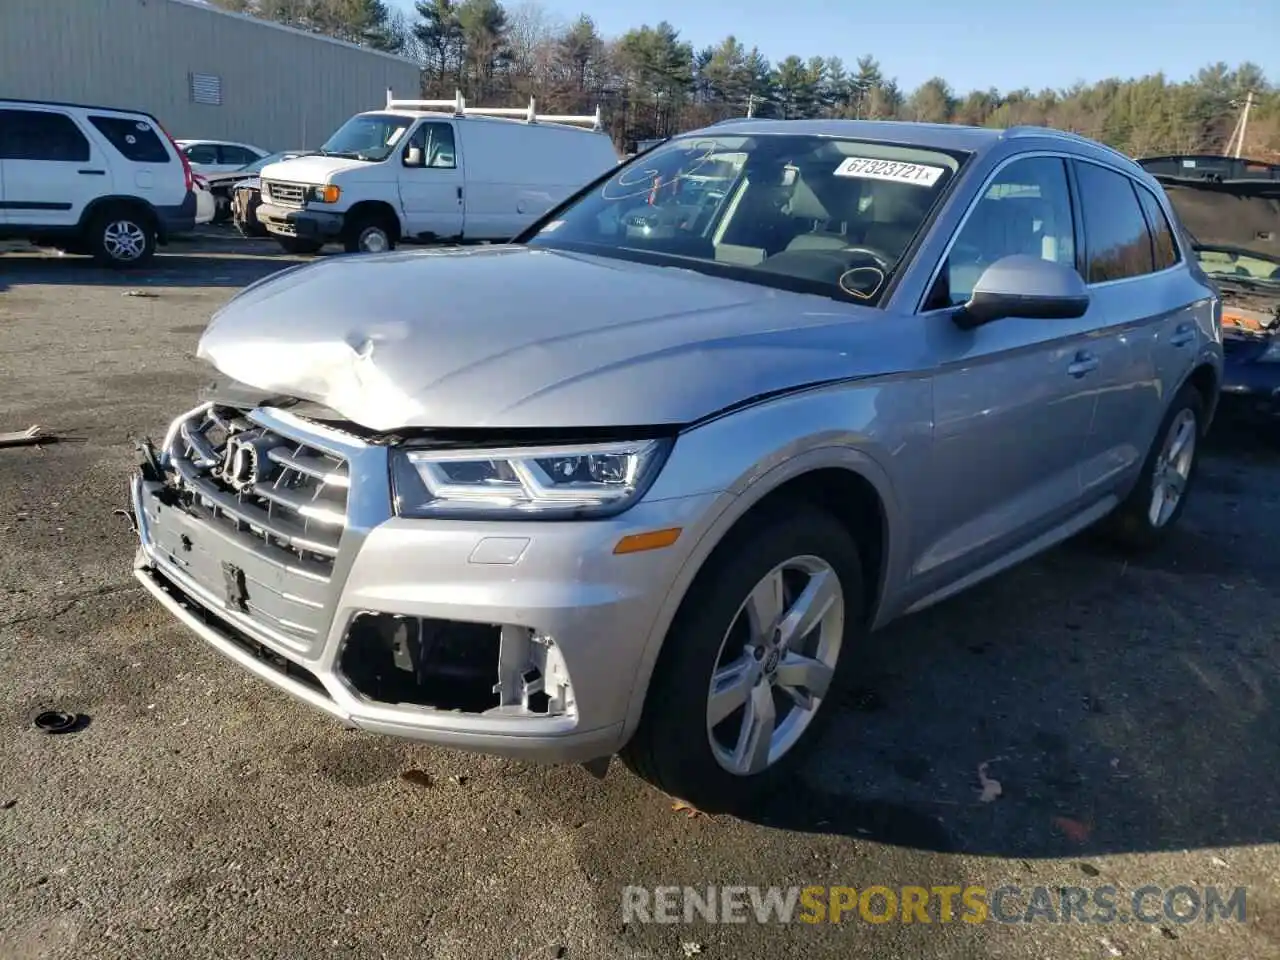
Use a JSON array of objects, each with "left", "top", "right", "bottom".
[
  {"left": 400, "top": 770, "right": 434, "bottom": 789},
  {"left": 976, "top": 762, "right": 1002, "bottom": 802},
  {"left": 0, "top": 425, "right": 51, "bottom": 448},
  {"left": 32, "top": 710, "right": 85, "bottom": 735},
  {"left": 1052, "top": 816, "right": 1093, "bottom": 844},
  {"left": 553, "top": 948, "right": 567, "bottom": 959},
  {"left": 680, "top": 943, "right": 703, "bottom": 957},
  {"left": 450, "top": 774, "right": 469, "bottom": 786},
  {"left": 1099, "top": 935, "right": 1123, "bottom": 956},
  {"left": 672, "top": 800, "right": 708, "bottom": 819},
  {"left": 122, "top": 290, "right": 159, "bottom": 298},
  {"left": 1078, "top": 862, "right": 1101, "bottom": 877},
  {"left": 1159, "top": 926, "right": 1179, "bottom": 941},
  {"left": 113, "top": 508, "right": 139, "bottom": 535},
  {"left": 2, "top": 799, "right": 15, "bottom": 810},
  {"left": 1210, "top": 855, "right": 1229, "bottom": 867}
]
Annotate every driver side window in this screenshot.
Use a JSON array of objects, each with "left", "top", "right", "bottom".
[
  {"left": 404, "top": 122, "right": 456, "bottom": 169},
  {"left": 932, "top": 156, "right": 1077, "bottom": 308}
]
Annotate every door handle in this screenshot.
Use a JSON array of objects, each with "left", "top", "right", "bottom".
[
  {"left": 1170, "top": 323, "right": 1196, "bottom": 347},
  {"left": 78, "top": 169, "right": 106, "bottom": 176},
  {"left": 456, "top": 186, "right": 463, "bottom": 201},
  {"left": 1067, "top": 351, "right": 1099, "bottom": 377}
]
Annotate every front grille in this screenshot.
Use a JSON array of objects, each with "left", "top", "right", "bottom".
[
  {"left": 264, "top": 180, "right": 306, "bottom": 208},
  {"left": 155, "top": 405, "right": 351, "bottom": 645}
]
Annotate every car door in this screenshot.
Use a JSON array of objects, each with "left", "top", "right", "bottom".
[
  {"left": 182, "top": 142, "right": 220, "bottom": 175},
  {"left": 1069, "top": 160, "right": 1173, "bottom": 498},
  {"left": 397, "top": 120, "right": 464, "bottom": 240},
  {"left": 912, "top": 155, "right": 1100, "bottom": 590},
  {"left": 0, "top": 107, "right": 105, "bottom": 228}
]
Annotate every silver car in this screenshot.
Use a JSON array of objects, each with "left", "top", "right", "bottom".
[{"left": 129, "top": 120, "right": 1222, "bottom": 811}]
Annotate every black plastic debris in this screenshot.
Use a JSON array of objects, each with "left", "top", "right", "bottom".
[{"left": 32, "top": 710, "right": 86, "bottom": 735}]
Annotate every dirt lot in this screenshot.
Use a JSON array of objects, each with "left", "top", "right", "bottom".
[{"left": 1, "top": 235, "right": 1279, "bottom": 960}]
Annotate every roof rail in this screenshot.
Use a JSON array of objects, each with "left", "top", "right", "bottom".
[{"left": 384, "top": 89, "right": 603, "bottom": 131}]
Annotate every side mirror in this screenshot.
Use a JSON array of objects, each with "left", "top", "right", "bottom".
[
  {"left": 954, "top": 254, "right": 1090, "bottom": 330},
  {"left": 404, "top": 145, "right": 424, "bottom": 168}
]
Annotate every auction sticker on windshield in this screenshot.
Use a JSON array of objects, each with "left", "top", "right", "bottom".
[{"left": 833, "top": 157, "right": 945, "bottom": 186}]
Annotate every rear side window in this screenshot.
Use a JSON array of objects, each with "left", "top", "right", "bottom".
[
  {"left": 0, "top": 109, "right": 90, "bottom": 162},
  {"left": 1134, "top": 185, "right": 1180, "bottom": 271},
  {"left": 1075, "top": 161, "right": 1155, "bottom": 283},
  {"left": 88, "top": 115, "right": 170, "bottom": 163},
  {"left": 219, "top": 145, "right": 259, "bottom": 166}
]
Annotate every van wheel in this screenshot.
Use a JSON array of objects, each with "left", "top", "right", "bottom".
[
  {"left": 621, "top": 505, "right": 862, "bottom": 813},
  {"left": 344, "top": 213, "right": 397, "bottom": 254},
  {"left": 1099, "top": 383, "right": 1205, "bottom": 552},
  {"left": 276, "top": 236, "right": 323, "bottom": 255},
  {"left": 88, "top": 208, "right": 156, "bottom": 267}
]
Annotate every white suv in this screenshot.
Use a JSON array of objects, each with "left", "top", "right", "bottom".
[{"left": 0, "top": 99, "right": 197, "bottom": 267}]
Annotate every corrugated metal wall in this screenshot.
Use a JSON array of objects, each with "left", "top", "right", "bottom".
[{"left": 0, "top": 0, "right": 422, "bottom": 152}]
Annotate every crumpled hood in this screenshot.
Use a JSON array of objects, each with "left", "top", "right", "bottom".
[
  {"left": 259, "top": 154, "right": 368, "bottom": 185},
  {"left": 197, "top": 245, "right": 880, "bottom": 431}
]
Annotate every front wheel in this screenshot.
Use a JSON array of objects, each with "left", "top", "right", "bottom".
[
  {"left": 1099, "top": 382, "right": 1206, "bottom": 551},
  {"left": 621, "top": 505, "right": 863, "bottom": 812},
  {"left": 343, "top": 214, "right": 397, "bottom": 254}
]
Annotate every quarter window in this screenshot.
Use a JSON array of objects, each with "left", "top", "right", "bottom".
[
  {"left": 88, "top": 115, "right": 170, "bottom": 163},
  {"left": 0, "top": 109, "right": 91, "bottom": 162},
  {"left": 1075, "top": 161, "right": 1155, "bottom": 282},
  {"left": 1134, "top": 185, "right": 1180, "bottom": 271},
  {"left": 932, "top": 156, "right": 1077, "bottom": 308}
]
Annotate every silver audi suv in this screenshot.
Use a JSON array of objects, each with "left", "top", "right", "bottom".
[{"left": 129, "top": 119, "right": 1222, "bottom": 811}]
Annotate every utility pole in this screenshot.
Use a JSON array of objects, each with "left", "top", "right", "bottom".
[{"left": 1226, "top": 89, "right": 1255, "bottom": 159}]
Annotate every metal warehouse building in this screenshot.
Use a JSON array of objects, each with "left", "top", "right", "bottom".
[{"left": 0, "top": 0, "right": 422, "bottom": 151}]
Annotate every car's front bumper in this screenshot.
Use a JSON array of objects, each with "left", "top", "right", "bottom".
[
  {"left": 257, "top": 202, "right": 343, "bottom": 242},
  {"left": 1221, "top": 334, "right": 1280, "bottom": 418},
  {"left": 129, "top": 406, "right": 714, "bottom": 763}
]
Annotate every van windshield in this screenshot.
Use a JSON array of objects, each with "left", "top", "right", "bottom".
[
  {"left": 526, "top": 133, "right": 965, "bottom": 305},
  {"left": 319, "top": 113, "right": 412, "bottom": 162}
]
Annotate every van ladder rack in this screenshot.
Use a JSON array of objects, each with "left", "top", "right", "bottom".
[{"left": 384, "top": 89, "right": 603, "bottom": 132}]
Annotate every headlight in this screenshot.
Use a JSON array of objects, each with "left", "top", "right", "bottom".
[
  {"left": 391, "top": 438, "right": 673, "bottom": 520},
  {"left": 1258, "top": 337, "right": 1280, "bottom": 363},
  {"left": 309, "top": 184, "right": 341, "bottom": 204}
]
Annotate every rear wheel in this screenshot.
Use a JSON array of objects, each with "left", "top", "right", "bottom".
[
  {"left": 621, "top": 505, "right": 863, "bottom": 812},
  {"left": 276, "top": 236, "right": 323, "bottom": 255},
  {"left": 343, "top": 212, "right": 398, "bottom": 254},
  {"left": 87, "top": 208, "right": 156, "bottom": 267},
  {"left": 1099, "top": 383, "right": 1205, "bottom": 551}
]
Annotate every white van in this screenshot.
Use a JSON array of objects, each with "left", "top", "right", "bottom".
[{"left": 256, "top": 92, "right": 619, "bottom": 254}]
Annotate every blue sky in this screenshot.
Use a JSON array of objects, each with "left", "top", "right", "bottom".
[{"left": 394, "top": 0, "right": 1278, "bottom": 93}]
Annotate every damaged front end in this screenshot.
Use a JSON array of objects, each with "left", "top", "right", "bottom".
[
  {"left": 1148, "top": 166, "right": 1280, "bottom": 419},
  {"left": 128, "top": 398, "right": 649, "bottom": 763}
]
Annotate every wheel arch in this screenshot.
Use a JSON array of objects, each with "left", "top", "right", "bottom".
[
  {"left": 620, "top": 446, "right": 900, "bottom": 740},
  {"left": 79, "top": 195, "right": 158, "bottom": 231},
  {"left": 344, "top": 200, "right": 401, "bottom": 240}
]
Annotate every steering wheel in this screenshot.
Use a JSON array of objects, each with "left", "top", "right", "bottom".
[{"left": 839, "top": 245, "right": 894, "bottom": 272}]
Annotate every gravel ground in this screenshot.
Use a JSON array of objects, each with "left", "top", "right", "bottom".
[{"left": 1, "top": 236, "right": 1278, "bottom": 960}]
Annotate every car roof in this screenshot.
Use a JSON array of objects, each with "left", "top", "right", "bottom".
[
  {"left": 176, "top": 139, "right": 261, "bottom": 148},
  {"left": 674, "top": 118, "right": 1130, "bottom": 163},
  {"left": 0, "top": 97, "right": 160, "bottom": 124}
]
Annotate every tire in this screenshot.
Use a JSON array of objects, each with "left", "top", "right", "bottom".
[
  {"left": 1099, "top": 382, "right": 1206, "bottom": 552},
  {"left": 87, "top": 208, "right": 156, "bottom": 268},
  {"left": 343, "top": 212, "right": 397, "bottom": 254},
  {"left": 276, "top": 236, "right": 323, "bottom": 255},
  {"left": 621, "top": 504, "right": 864, "bottom": 812}
]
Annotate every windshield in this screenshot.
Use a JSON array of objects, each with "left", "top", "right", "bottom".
[
  {"left": 319, "top": 113, "right": 412, "bottom": 162},
  {"left": 526, "top": 133, "right": 963, "bottom": 304},
  {"left": 1196, "top": 247, "right": 1280, "bottom": 285}
]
